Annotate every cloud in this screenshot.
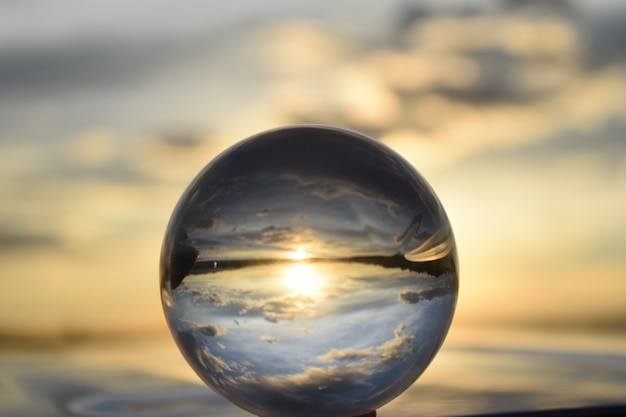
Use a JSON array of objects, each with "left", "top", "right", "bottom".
[
  {"left": 0, "top": 231, "right": 61, "bottom": 251},
  {"left": 394, "top": 213, "right": 455, "bottom": 262},
  {"left": 203, "top": 323, "right": 418, "bottom": 416},
  {"left": 260, "top": 336, "right": 279, "bottom": 344},
  {"left": 189, "top": 218, "right": 219, "bottom": 231},
  {"left": 251, "top": 364, "right": 372, "bottom": 391},
  {"left": 318, "top": 347, "right": 374, "bottom": 362},
  {"left": 398, "top": 287, "right": 450, "bottom": 304},
  {"left": 294, "top": 326, "right": 312, "bottom": 334},
  {"left": 258, "top": 226, "right": 313, "bottom": 246},
  {"left": 180, "top": 321, "right": 226, "bottom": 338},
  {"left": 378, "top": 324, "right": 414, "bottom": 363},
  {"left": 187, "top": 284, "right": 316, "bottom": 324},
  {"left": 173, "top": 330, "right": 235, "bottom": 384},
  {"left": 318, "top": 323, "right": 415, "bottom": 365},
  {"left": 255, "top": 294, "right": 316, "bottom": 323},
  {"left": 190, "top": 288, "right": 224, "bottom": 306},
  {"left": 457, "top": 116, "right": 626, "bottom": 176},
  {"left": 230, "top": 364, "right": 374, "bottom": 417},
  {"left": 585, "top": 7, "right": 626, "bottom": 66},
  {"left": 196, "top": 345, "right": 233, "bottom": 375},
  {"left": 398, "top": 291, "right": 426, "bottom": 304},
  {"left": 195, "top": 323, "right": 223, "bottom": 337},
  {"left": 397, "top": 272, "right": 458, "bottom": 305},
  {"left": 309, "top": 182, "right": 401, "bottom": 216},
  {"left": 0, "top": 40, "right": 124, "bottom": 96}
]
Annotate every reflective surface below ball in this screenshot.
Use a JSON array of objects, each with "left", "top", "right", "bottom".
[{"left": 160, "top": 126, "right": 458, "bottom": 417}]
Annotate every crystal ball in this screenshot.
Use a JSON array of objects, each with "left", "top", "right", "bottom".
[{"left": 160, "top": 125, "right": 458, "bottom": 417}]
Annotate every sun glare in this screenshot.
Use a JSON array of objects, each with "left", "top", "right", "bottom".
[
  {"left": 289, "top": 249, "right": 310, "bottom": 260},
  {"left": 284, "top": 263, "right": 320, "bottom": 296}
]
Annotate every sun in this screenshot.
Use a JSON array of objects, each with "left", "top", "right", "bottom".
[
  {"left": 289, "top": 249, "right": 310, "bottom": 261},
  {"left": 284, "top": 263, "right": 320, "bottom": 296}
]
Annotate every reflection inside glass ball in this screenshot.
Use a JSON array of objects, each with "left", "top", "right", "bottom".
[{"left": 160, "top": 125, "right": 458, "bottom": 417}]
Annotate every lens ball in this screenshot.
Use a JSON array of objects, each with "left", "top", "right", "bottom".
[{"left": 161, "top": 125, "right": 458, "bottom": 417}]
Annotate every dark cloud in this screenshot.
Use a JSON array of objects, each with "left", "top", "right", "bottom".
[
  {"left": 500, "top": 0, "right": 577, "bottom": 16},
  {"left": 258, "top": 226, "right": 306, "bottom": 246},
  {"left": 399, "top": 289, "right": 446, "bottom": 304},
  {"left": 195, "top": 323, "right": 223, "bottom": 337},
  {"left": 398, "top": 291, "right": 424, "bottom": 305},
  {"left": 189, "top": 218, "right": 218, "bottom": 231},
  {"left": 158, "top": 130, "right": 205, "bottom": 148},
  {"left": 0, "top": 35, "right": 217, "bottom": 97},
  {"left": 586, "top": 8, "right": 626, "bottom": 66},
  {"left": 398, "top": 273, "right": 458, "bottom": 304},
  {"left": 455, "top": 117, "right": 626, "bottom": 176},
  {"left": 0, "top": 231, "right": 61, "bottom": 250}
]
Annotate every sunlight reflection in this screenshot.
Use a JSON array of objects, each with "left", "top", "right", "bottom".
[{"left": 284, "top": 263, "right": 322, "bottom": 296}]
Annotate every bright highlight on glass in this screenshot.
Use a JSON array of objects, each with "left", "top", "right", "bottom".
[
  {"left": 284, "top": 264, "right": 321, "bottom": 296},
  {"left": 160, "top": 125, "right": 458, "bottom": 417}
]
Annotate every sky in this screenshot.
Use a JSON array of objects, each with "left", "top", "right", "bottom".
[
  {"left": 1, "top": 0, "right": 625, "bottom": 338},
  {"left": 163, "top": 261, "right": 455, "bottom": 416}
]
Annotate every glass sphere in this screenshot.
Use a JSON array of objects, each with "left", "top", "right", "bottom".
[{"left": 160, "top": 125, "right": 458, "bottom": 417}]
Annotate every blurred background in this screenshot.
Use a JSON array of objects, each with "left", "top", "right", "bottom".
[{"left": 1, "top": 0, "right": 625, "bottom": 358}]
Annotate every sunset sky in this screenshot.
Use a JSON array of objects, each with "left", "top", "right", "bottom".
[{"left": 1, "top": 0, "right": 625, "bottom": 338}]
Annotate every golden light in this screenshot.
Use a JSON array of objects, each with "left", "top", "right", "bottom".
[
  {"left": 289, "top": 249, "right": 310, "bottom": 261},
  {"left": 284, "top": 263, "right": 320, "bottom": 296}
]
